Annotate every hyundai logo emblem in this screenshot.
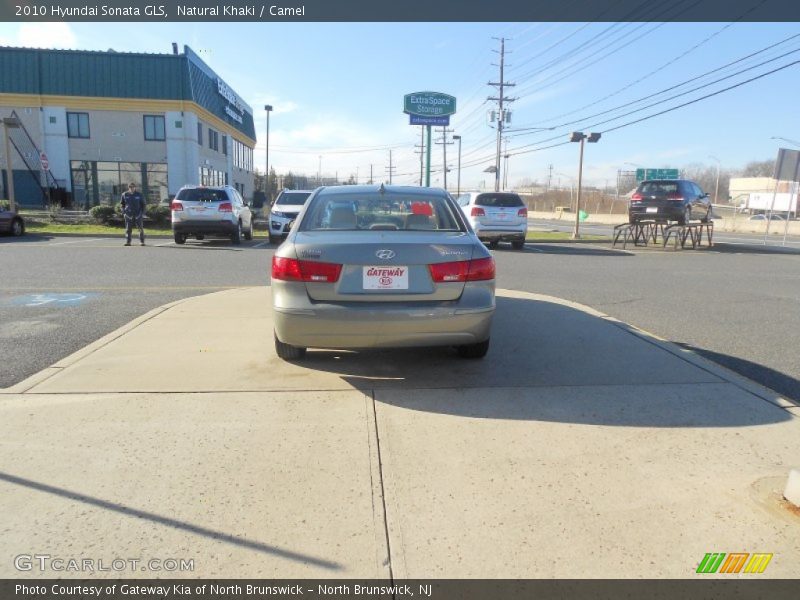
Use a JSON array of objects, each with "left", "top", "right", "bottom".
[{"left": 375, "top": 249, "right": 395, "bottom": 260}]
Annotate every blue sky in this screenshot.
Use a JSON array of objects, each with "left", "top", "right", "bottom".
[{"left": 1, "top": 21, "right": 799, "bottom": 189}]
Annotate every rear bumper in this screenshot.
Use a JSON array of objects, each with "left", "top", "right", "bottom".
[
  {"left": 628, "top": 204, "right": 685, "bottom": 221},
  {"left": 173, "top": 220, "right": 237, "bottom": 235},
  {"left": 470, "top": 224, "right": 527, "bottom": 241},
  {"left": 272, "top": 280, "right": 495, "bottom": 349}
]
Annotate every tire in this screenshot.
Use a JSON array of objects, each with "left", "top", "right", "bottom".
[
  {"left": 487, "top": 239, "right": 499, "bottom": 249},
  {"left": 174, "top": 232, "right": 186, "bottom": 244},
  {"left": 243, "top": 221, "right": 254, "bottom": 241},
  {"left": 679, "top": 206, "right": 691, "bottom": 225},
  {"left": 195, "top": 234, "right": 205, "bottom": 240},
  {"left": 700, "top": 208, "right": 711, "bottom": 223},
  {"left": 275, "top": 334, "right": 306, "bottom": 360},
  {"left": 11, "top": 218, "right": 24, "bottom": 237},
  {"left": 231, "top": 221, "right": 242, "bottom": 245},
  {"left": 511, "top": 239, "right": 525, "bottom": 250},
  {"left": 268, "top": 233, "right": 279, "bottom": 245},
  {"left": 456, "top": 338, "right": 490, "bottom": 359}
]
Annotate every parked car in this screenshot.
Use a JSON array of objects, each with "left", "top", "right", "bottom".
[
  {"left": 268, "top": 189, "right": 312, "bottom": 245},
  {"left": 455, "top": 191, "right": 528, "bottom": 249},
  {"left": 170, "top": 185, "right": 253, "bottom": 245},
  {"left": 271, "top": 185, "right": 495, "bottom": 360},
  {"left": 748, "top": 214, "right": 785, "bottom": 221},
  {"left": 629, "top": 179, "right": 711, "bottom": 224},
  {"left": 0, "top": 205, "right": 25, "bottom": 236}
]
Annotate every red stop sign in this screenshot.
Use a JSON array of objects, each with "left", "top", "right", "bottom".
[{"left": 40, "top": 152, "right": 49, "bottom": 170}]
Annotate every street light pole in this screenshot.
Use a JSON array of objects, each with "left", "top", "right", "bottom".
[
  {"left": 569, "top": 131, "right": 601, "bottom": 239},
  {"left": 264, "top": 105, "right": 272, "bottom": 199},
  {"left": 452, "top": 135, "right": 462, "bottom": 196},
  {"left": 318, "top": 155, "right": 322, "bottom": 187}
]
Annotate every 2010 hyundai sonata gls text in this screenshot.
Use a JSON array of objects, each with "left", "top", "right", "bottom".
[{"left": 271, "top": 185, "right": 496, "bottom": 360}]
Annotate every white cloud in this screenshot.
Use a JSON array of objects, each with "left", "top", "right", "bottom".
[{"left": 1, "top": 23, "right": 78, "bottom": 49}]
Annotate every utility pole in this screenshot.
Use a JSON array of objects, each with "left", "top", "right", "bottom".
[
  {"left": 414, "top": 127, "right": 425, "bottom": 186},
  {"left": 488, "top": 37, "right": 516, "bottom": 192},
  {"left": 385, "top": 149, "right": 396, "bottom": 184},
  {"left": 547, "top": 164, "right": 553, "bottom": 191},
  {"left": 369, "top": 164, "right": 373, "bottom": 185},
  {"left": 435, "top": 127, "right": 454, "bottom": 190}
]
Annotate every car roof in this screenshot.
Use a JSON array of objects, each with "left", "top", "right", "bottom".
[{"left": 640, "top": 179, "right": 691, "bottom": 184}]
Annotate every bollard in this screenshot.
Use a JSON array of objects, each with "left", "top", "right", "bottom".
[{"left": 784, "top": 468, "right": 800, "bottom": 507}]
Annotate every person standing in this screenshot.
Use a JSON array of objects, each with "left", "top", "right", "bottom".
[{"left": 121, "top": 183, "right": 145, "bottom": 246}]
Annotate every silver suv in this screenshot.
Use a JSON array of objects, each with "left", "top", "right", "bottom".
[
  {"left": 268, "top": 189, "right": 312, "bottom": 245},
  {"left": 456, "top": 191, "right": 528, "bottom": 249},
  {"left": 170, "top": 185, "right": 253, "bottom": 245}
]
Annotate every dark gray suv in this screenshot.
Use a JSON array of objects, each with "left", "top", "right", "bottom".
[{"left": 629, "top": 179, "right": 711, "bottom": 224}]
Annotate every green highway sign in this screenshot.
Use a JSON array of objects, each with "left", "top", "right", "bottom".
[
  {"left": 404, "top": 91, "right": 456, "bottom": 117},
  {"left": 636, "top": 168, "right": 680, "bottom": 182}
]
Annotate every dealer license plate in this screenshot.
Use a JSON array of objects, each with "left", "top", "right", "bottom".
[
  {"left": 363, "top": 266, "right": 409, "bottom": 290},
  {"left": 646, "top": 207, "right": 658, "bottom": 213}
]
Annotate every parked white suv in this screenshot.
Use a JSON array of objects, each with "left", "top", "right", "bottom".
[
  {"left": 268, "top": 189, "right": 312, "bottom": 245},
  {"left": 456, "top": 192, "right": 528, "bottom": 249},
  {"left": 170, "top": 185, "right": 253, "bottom": 245}
]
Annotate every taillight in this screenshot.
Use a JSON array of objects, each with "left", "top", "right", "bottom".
[
  {"left": 170, "top": 200, "right": 183, "bottom": 211},
  {"left": 471, "top": 206, "right": 485, "bottom": 217},
  {"left": 517, "top": 207, "right": 528, "bottom": 217},
  {"left": 271, "top": 257, "right": 341, "bottom": 283},
  {"left": 429, "top": 257, "right": 495, "bottom": 283},
  {"left": 218, "top": 202, "right": 233, "bottom": 212},
  {"left": 630, "top": 193, "right": 643, "bottom": 202},
  {"left": 666, "top": 193, "right": 684, "bottom": 201}
]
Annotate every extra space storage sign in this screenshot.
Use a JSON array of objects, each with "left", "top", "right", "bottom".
[{"left": 404, "top": 91, "right": 456, "bottom": 125}]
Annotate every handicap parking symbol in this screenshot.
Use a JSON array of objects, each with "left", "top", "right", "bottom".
[{"left": 10, "top": 293, "right": 97, "bottom": 307}]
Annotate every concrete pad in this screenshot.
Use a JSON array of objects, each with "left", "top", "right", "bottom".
[
  {"left": 24, "top": 288, "right": 722, "bottom": 394},
  {"left": 374, "top": 384, "right": 800, "bottom": 578},
  {"left": 0, "top": 391, "right": 389, "bottom": 578}
]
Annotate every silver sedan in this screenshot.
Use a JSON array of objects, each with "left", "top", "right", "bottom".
[{"left": 271, "top": 185, "right": 495, "bottom": 360}]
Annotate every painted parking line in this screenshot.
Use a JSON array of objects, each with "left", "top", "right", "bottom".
[{"left": 252, "top": 241, "right": 269, "bottom": 248}]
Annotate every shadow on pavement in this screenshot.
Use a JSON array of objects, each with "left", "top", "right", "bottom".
[
  {"left": 676, "top": 342, "right": 800, "bottom": 404},
  {"left": 0, "top": 233, "right": 56, "bottom": 243},
  {"left": 0, "top": 471, "right": 342, "bottom": 571},
  {"left": 709, "top": 242, "right": 800, "bottom": 256},
  {"left": 297, "top": 296, "right": 789, "bottom": 428},
  {"left": 525, "top": 244, "right": 631, "bottom": 256}
]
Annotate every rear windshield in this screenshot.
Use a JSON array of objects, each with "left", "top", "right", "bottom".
[
  {"left": 276, "top": 192, "right": 311, "bottom": 206},
  {"left": 475, "top": 193, "right": 524, "bottom": 207},
  {"left": 176, "top": 188, "right": 228, "bottom": 202},
  {"left": 638, "top": 181, "right": 679, "bottom": 195},
  {"left": 300, "top": 193, "right": 464, "bottom": 232}
]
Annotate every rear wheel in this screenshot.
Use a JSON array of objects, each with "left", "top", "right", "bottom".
[
  {"left": 456, "top": 338, "right": 490, "bottom": 359},
  {"left": 174, "top": 232, "right": 186, "bottom": 244},
  {"left": 195, "top": 234, "right": 205, "bottom": 240},
  {"left": 243, "top": 221, "right": 254, "bottom": 240},
  {"left": 11, "top": 218, "right": 24, "bottom": 236},
  {"left": 511, "top": 239, "right": 525, "bottom": 250},
  {"left": 680, "top": 206, "right": 692, "bottom": 225},
  {"left": 275, "top": 334, "right": 306, "bottom": 360},
  {"left": 487, "top": 239, "right": 499, "bottom": 249},
  {"left": 231, "top": 221, "right": 242, "bottom": 245}
]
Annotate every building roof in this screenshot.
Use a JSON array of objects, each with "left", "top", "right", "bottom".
[{"left": 0, "top": 45, "right": 256, "bottom": 142}]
